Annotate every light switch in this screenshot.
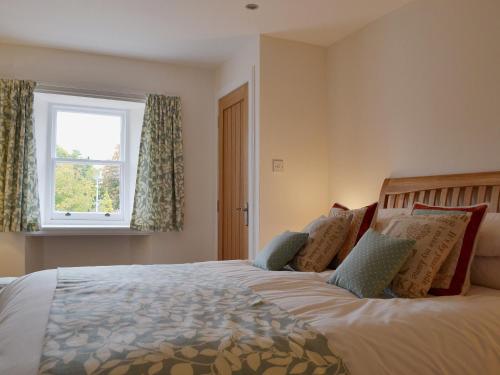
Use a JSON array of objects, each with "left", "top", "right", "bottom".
[{"left": 272, "top": 159, "right": 284, "bottom": 172}]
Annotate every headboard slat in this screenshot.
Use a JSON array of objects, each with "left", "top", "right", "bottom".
[
  {"left": 451, "top": 187, "right": 460, "bottom": 206},
  {"left": 379, "top": 171, "right": 500, "bottom": 213},
  {"left": 477, "top": 186, "right": 487, "bottom": 203},
  {"left": 396, "top": 194, "right": 405, "bottom": 208},
  {"left": 439, "top": 188, "right": 448, "bottom": 206},
  {"left": 428, "top": 190, "right": 436, "bottom": 206},
  {"left": 407, "top": 192, "right": 413, "bottom": 207},
  {"left": 387, "top": 195, "right": 396, "bottom": 209},
  {"left": 464, "top": 187, "right": 473, "bottom": 206},
  {"left": 490, "top": 186, "right": 500, "bottom": 213}
]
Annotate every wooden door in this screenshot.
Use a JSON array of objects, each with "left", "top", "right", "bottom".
[{"left": 218, "top": 84, "right": 248, "bottom": 260}]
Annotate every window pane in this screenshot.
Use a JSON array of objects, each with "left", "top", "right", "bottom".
[
  {"left": 56, "top": 111, "right": 121, "bottom": 160},
  {"left": 55, "top": 163, "right": 121, "bottom": 214}
]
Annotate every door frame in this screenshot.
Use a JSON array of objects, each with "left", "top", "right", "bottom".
[
  {"left": 218, "top": 83, "right": 248, "bottom": 260},
  {"left": 216, "top": 68, "right": 258, "bottom": 260}
]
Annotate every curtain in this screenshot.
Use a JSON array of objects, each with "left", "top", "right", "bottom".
[
  {"left": 0, "top": 79, "right": 41, "bottom": 232},
  {"left": 131, "top": 95, "right": 184, "bottom": 231}
]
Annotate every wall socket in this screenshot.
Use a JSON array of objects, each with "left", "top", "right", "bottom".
[{"left": 272, "top": 159, "right": 284, "bottom": 172}]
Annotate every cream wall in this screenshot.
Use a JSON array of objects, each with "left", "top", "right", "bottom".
[
  {"left": 215, "top": 37, "right": 259, "bottom": 99},
  {"left": 327, "top": 0, "right": 500, "bottom": 207},
  {"left": 259, "top": 36, "right": 330, "bottom": 247},
  {"left": 0, "top": 43, "right": 216, "bottom": 275},
  {"left": 0, "top": 235, "right": 25, "bottom": 276}
]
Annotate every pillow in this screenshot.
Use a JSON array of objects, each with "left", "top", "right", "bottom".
[
  {"left": 374, "top": 208, "right": 411, "bottom": 232},
  {"left": 412, "top": 203, "right": 488, "bottom": 296},
  {"left": 329, "top": 202, "right": 378, "bottom": 263},
  {"left": 253, "top": 231, "right": 309, "bottom": 271},
  {"left": 471, "top": 256, "right": 500, "bottom": 290},
  {"left": 327, "top": 229, "right": 415, "bottom": 298},
  {"left": 412, "top": 208, "right": 472, "bottom": 292},
  {"left": 291, "top": 214, "right": 352, "bottom": 272},
  {"left": 475, "top": 213, "right": 500, "bottom": 257},
  {"left": 383, "top": 214, "right": 470, "bottom": 298},
  {"left": 302, "top": 215, "right": 326, "bottom": 232}
]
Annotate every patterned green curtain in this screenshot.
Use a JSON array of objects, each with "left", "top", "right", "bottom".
[
  {"left": 0, "top": 79, "right": 41, "bottom": 232},
  {"left": 131, "top": 95, "right": 184, "bottom": 231}
]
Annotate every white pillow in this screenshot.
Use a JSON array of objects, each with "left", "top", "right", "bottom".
[
  {"left": 471, "top": 256, "right": 500, "bottom": 289},
  {"left": 373, "top": 208, "right": 410, "bottom": 232},
  {"left": 475, "top": 213, "right": 500, "bottom": 257}
]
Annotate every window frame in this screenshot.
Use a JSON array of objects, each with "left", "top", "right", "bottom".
[{"left": 45, "top": 103, "right": 129, "bottom": 226}]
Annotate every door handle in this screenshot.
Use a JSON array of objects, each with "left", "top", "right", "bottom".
[{"left": 236, "top": 203, "right": 249, "bottom": 226}]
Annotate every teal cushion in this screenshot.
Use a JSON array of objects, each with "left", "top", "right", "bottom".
[
  {"left": 327, "top": 229, "right": 415, "bottom": 298},
  {"left": 253, "top": 231, "right": 309, "bottom": 271},
  {"left": 413, "top": 209, "right": 464, "bottom": 216}
]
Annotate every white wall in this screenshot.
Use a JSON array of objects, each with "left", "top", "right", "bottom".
[
  {"left": 327, "top": 0, "right": 500, "bottom": 207},
  {"left": 259, "top": 36, "right": 330, "bottom": 247},
  {"left": 0, "top": 43, "right": 216, "bottom": 275}
]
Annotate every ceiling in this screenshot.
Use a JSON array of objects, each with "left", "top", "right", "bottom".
[{"left": 0, "top": 0, "right": 413, "bottom": 68}]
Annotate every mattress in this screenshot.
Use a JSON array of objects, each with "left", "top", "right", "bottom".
[{"left": 0, "top": 260, "right": 499, "bottom": 374}]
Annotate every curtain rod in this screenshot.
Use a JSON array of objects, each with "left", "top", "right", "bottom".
[{"left": 35, "top": 83, "right": 149, "bottom": 103}]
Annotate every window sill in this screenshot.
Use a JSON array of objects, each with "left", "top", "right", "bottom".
[{"left": 26, "top": 225, "right": 152, "bottom": 236}]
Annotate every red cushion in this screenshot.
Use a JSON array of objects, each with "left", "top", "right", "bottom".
[
  {"left": 412, "top": 203, "right": 488, "bottom": 296},
  {"left": 332, "top": 202, "right": 350, "bottom": 211}
]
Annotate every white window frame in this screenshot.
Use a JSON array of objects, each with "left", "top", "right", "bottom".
[{"left": 45, "top": 104, "right": 129, "bottom": 226}]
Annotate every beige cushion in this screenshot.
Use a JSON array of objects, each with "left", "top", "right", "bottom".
[
  {"left": 383, "top": 214, "right": 470, "bottom": 298},
  {"left": 429, "top": 213, "right": 471, "bottom": 290},
  {"left": 302, "top": 215, "right": 326, "bottom": 232},
  {"left": 292, "top": 213, "right": 352, "bottom": 272},
  {"left": 475, "top": 213, "right": 500, "bottom": 257},
  {"left": 411, "top": 203, "right": 488, "bottom": 296},
  {"left": 374, "top": 208, "right": 411, "bottom": 232},
  {"left": 471, "top": 256, "right": 500, "bottom": 290},
  {"left": 330, "top": 206, "right": 369, "bottom": 262}
]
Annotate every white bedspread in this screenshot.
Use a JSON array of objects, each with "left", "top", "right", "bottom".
[{"left": 1, "top": 260, "right": 499, "bottom": 375}]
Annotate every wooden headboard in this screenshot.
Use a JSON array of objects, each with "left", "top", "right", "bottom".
[{"left": 379, "top": 171, "right": 500, "bottom": 213}]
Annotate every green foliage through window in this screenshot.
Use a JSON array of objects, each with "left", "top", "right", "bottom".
[{"left": 55, "top": 145, "right": 120, "bottom": 214}]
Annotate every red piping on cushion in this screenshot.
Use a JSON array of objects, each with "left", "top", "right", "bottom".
[
  {"left": 331, "top": 202, "right": 349, "bottom": 211},
  {"left": 355, "top": 202, "right": 378, "bottom": 243}
]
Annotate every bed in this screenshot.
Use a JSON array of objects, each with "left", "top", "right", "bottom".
[{"left": 1, "top": 172, "right": 500, "bottom": 375}]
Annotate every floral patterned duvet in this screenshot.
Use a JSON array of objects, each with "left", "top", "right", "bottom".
[{"left": 38, "top": 264, "right": 348, "bottom": 375}]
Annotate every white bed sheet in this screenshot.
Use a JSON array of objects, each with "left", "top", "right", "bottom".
[{"left": 1, "top": 261, "right": 499, "bottom": 375}]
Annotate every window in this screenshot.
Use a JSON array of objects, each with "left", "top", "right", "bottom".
[{"left": 47, "top": 104, "right": 128, "bottom": 225}]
